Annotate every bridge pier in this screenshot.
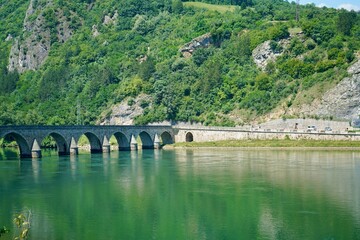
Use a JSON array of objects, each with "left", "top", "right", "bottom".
[
  {"left": 154, "top": 134, "right": 161, "bottom": 150},
  {"left": 70, "top": 137, "right": 78, "bottom": 155},
  {"left": 70, "top": 147, "right": 78, "bottom": 155},
  {"left": 130, "top": 135, "right": 138, "bottom": 151},
  {"left": 102, "top": 145, "right": 110, "bottom": 153},
  {"left": 102, "top": 136, "right": 111, "bottom": 153},
  {"left": 31, "top": 150, "right": 42, "bottom": 158},
  {"left": 31, "top": 140, "right": 42, "bottom": 158}
]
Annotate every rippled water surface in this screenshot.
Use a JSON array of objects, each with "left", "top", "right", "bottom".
[{"left": 1, "top": 148, "right": 360, "bottom": 239}]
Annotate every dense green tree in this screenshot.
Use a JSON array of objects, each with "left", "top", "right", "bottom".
[
  {"left": 192, "top": 48, "right": 213, "bottom": 66},
  {"left": 337, "top": 10, "right": 357, "bottom": 36},
  {"left": 171, "top": 0, "right": 184, "bottom": 14},
  {"left": 0, "top": 69, "right": 19, "bottom": 95},
  {"left": 38, "top": 65, "right": 69, "bottom": 101},
  {"left": 138, "top": 57, "right": 156, "bottom": 81},
  {"left": 302, "top": 19, "right": 335, "bottom": 44}
]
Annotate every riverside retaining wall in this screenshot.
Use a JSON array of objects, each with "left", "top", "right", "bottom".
[{"left": 174, "top": 126, "right": 360, "bottom": 143}]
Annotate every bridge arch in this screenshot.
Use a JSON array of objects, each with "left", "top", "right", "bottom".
[
  {"left": 2, "top": 132, "right": 32, "bottom": 158},
  {"left": 186, "top": 132, "right": 194, "bottom": 142},
  {"left": 82, "top": 132, "right": 102, "bottom": 153},
  {"left": 112, "top": 132, "right": 130, "bottom": 151},
  {"left": 40, "top": 132, "right": 69, "bottom": 155},
  {"left": 138, "top": 131, "right": 154, "bottom": 149},
  {"left": 160, "top": 131, "right": 174, "bottom": 145}
]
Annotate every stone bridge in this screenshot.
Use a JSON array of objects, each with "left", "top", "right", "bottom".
[{"left": 0, "top": 125, "right": 174, "bottom": 158}]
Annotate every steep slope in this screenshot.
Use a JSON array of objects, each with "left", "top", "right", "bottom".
[
  {"left": 294, "top": 59, "right": 360, "bottom": 120},
  {"left": 8, "top": 0, "right": 77, "bottom": 72},
  {"left": 0, "top": 0, "right": 359, "bottom": 126}
]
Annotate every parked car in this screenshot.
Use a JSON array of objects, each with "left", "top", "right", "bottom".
[
  {"left": 307, "top": 125, "right": 317, "bottom": 132},
  {"left": 324, "top": 127, "right": 332, "bottom": 132}
]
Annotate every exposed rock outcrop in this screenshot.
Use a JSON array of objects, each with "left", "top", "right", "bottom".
[
  {"left": 179, "top": 33, "right": 212, "bottom": 58},
  {"left": 8, "top": 0, "right": 75, "bottom": 73},
  {"left": 92, "top": 25, "right": 100, "bottom": 37},
  {"left": 5, "top": 34, "right": 13, "bottom": 41},
  {"left": 8, "top": 0, "right": 51, "bottom": 73},
  {"left": 315, "top": 60, "right": 360, "bottom": 119},
  {"left": 252, "top": 39, "right": 289, "bottom": 71},
  {"left": 100, "top": 94, "right": 152, "bottom": 125},
  {"left": 103, "top": 11, "right": 118, "bottom": 25},
  {"left": 287, "top": 59, "right": 360, "bottom": 120}
]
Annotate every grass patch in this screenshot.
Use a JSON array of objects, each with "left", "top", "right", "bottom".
[
  {"left": 183, "top": 2, "right": 236, "bottom": 13},
  {"left": 289, "top": 27, "right": 302, "bottom": 36},
  {"left": 171, "top": 139, "right": 360, "bottom": 148}
]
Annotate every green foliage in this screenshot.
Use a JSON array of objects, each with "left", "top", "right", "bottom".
[
  {"left": 269, "top": 40, "right": 282, "bottom": 53},
  {"left": 192, "top": 47, "right": 214, "bottom": 66},
  {"left": 138, "top": 57, "right": 156, "bottom": 81},
  {"left": 269, "top": 24, "right": 289, "bottom": 41},
  {"left": 13, "top": 210, "right": 31, "bottom": 240},
  {"left": 303, "top": 19, "right": 335, "bottom": 44},
  {"left": 0, "top": 226, "right": 10, "bottom": 237},
  {"left": 41, "top": 136, "right": 57, "bottom": 148},
  {"left": 315, "top": 60, "right": 337, "bottom": 73},
  {"left": 240, "top": 90, "right": 270, "bottom": 114},
  {"left": 337, "top": 10, "right": 357, "bottom": 36},
  {"left": 38, "top": 65, "right": 69, "bottom": 101},
  {"left": 278, "top": 58, "right": 314, "bottom": 79},
  {"left": 171, "top": 0, "right": 184, "bottom": 14},
  {"left": 289, "top": 38, "right": 306, "bottom": 57},
  {"left": 0, "top": 68, "right": 19, "bottom": 95},
  {"left": 0, "top": 0, "right": 359, "bottom": 126}
]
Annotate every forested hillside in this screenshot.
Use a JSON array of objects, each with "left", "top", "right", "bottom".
[{"left": 0, "top": 0, "right": 359, "bottom": 126}]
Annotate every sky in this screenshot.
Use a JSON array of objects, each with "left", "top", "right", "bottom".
[{"left": 304, "top": 0, "right": 360, "bottom": 11}]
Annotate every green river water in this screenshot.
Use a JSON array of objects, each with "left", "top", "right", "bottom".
[{"left": 0, "top": 148, "right": 360, "bottom": 239}]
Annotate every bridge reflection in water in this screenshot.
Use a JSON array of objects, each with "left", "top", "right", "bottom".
[{"left": 0, "top": 125, "right": 174, "bottom": 158}]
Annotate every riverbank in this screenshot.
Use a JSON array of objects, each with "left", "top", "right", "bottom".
[{"left": 165, "top": 139, "right": 360, "bottom": 149}]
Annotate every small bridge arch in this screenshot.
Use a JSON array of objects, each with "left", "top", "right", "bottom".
[
  {"left": 81, "top": 132, "right": 103, "bottom": 153},
  {"left": 112, "top": 132, "right": 130, "bottom": 151},
  {"left": 1, "top": 132, "right": 32, "bottom": 158},
  {"left": 39, "top": 132, "right": 69, "bottom": 155},
  {"left": 186, "top": 132, "right": 194, "bottom": 142},
  {"left": 138, "top": 131, "right": 154, "bottom": 149},
  {"left": 160, "top": 131, "right": 174, "bottom": 145}
]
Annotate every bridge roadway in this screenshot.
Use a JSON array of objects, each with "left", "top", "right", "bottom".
[{"left": 0, "top": 125, "right": 174, "bottom": 158}]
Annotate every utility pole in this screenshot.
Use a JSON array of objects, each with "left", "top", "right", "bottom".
[{"left": 296, "top": 0, "right": 300, "bottom": 22}]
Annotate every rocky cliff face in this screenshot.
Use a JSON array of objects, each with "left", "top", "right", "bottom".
[
  {"left": 252, "top": 33, "right": 360, "bottom": 121},
  {"left": 314, "top": 59, "right": 360, "bottom": 120},
  {"left": 100, "top": 94, "right": 152, "bottom": 125},
  {"left": 8, "top": 0, "right": 74, "bottom": 73},
  {"left": 252, "top": 39, "right": 289, "bottom": 71},
  {"left": 179, "top": 33, "right": 212, "bottom": 58}
]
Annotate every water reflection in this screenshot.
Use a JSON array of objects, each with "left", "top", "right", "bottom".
[{"left": 0, "top": 148, "right": 359, "bottom": 239}]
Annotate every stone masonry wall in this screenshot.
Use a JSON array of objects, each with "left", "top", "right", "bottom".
[{"left": 174, "top": 126, "right": 360, "bottom": 143}]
